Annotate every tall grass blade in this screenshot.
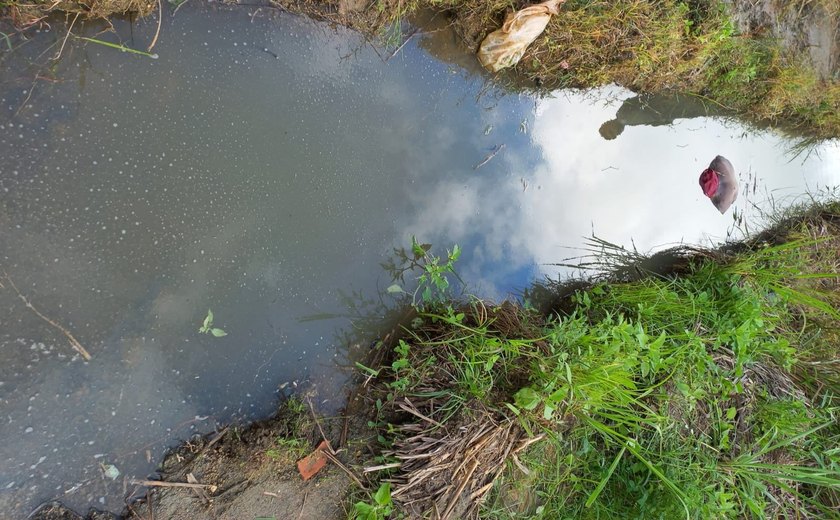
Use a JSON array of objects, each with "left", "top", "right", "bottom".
[
  {"left": 77, "top": 36, "right": 159, "bottom": 59},
  {"left": 585, "top": 445, "right": 625, "bottom": 507}
]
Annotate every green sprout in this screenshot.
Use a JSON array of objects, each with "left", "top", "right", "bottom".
[{"left": 199, "top": 309, "right": 228, "bottom": 337}]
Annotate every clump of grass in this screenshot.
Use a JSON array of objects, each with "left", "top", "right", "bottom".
[
  {"left": 265, "top": 436, "right": 308, "bottom": 460},
  {"left": 3, "top": 0, "right": 154, "bottom": 28},
  {"left": 263, "top": 396, "right": 314, "bottom": 463},
  {"left": 362, "top": 209, "right": 840, "bottom": 518}
]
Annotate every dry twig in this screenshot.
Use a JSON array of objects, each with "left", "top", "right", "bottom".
[
  {"left": 173, "top": 0, "right": 190, "bottom": 16},
  {"left": 53, "top": 12, "right": 80, "bottom": 61},
  {"left": 3, "top": 273, "right": 92, "bottom": 360},
  {"left": 130, "top": 479, "right": 217, "bottom": 492},
  {"left": 382, "top": 402, "right": 529, "bottom": 519},
  {"left": 297, "top": 490, "right": 309, "bottom": 520},
  {"left": 386, "top": 28, "right": 419, "bottom": 61},
  {"left": 147, "top": 0, "right": 162, "bottom": 52},
  {"left": 186, "top": 473, "right": 212, "bottom": 503},
  {"left": 322, "top": 449, "right": 367, "bottom": 490}
]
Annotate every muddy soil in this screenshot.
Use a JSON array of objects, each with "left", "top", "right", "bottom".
[
  {"left": 28, "top": 396, "right": 376, "bottom": 520},
  {"left": 133, "top": 397, "right": 374, "bottom": 520},
  {"left": 27, "top": 502, "right": 117, "bottom": 520}
]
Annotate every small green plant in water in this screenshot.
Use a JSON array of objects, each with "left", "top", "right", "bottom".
[
  {"left": 199, "top": 309, "right": 227, "bottom": 337},
  {"left": 353, "top": 483, "right": 394, "bottom": 520},
  {"left": 386, "top": 237, "right": 461, "bottom": 308}
]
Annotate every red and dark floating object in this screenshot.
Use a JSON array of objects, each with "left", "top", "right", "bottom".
[{"left": 699, "top": 155, "right": 738, "bottom": 214}]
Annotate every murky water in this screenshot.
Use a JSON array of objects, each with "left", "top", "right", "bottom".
[{"left": 1, "top": 5, "right": 839, "bottom": 516}]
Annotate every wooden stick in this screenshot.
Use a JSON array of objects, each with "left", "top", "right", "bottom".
[
  {"left": 173, "top": 0, "right": 190, "bottom": 16},
  {"left": 202, "top": 426, "right": 228, "bottom": 452},
  {"left": 130, "top": 479, "right": 216, "bottom": 491},
  {"left": 469, "top": 481, "right": 494, "bottom": 501},
  {"left": 512, "top": 433, "right": 545, "bottom": 454},
  {"left": 186, "top": 472, "right": 211, "bottom": 503},
  {"left": 322, "top": 450, "right": 367, "bottom": 490},
  {"left": 297, "top": 490, "right": 309, "bottom": 520},
  {"left": 14, "top": 75, "right": 38, "bottom": 117},
  {"left": 3, "top": 273, "right": 91, "bottom": 360},
  {"left": 363, "top": 462, "right": 402, "bottom": 473},
  {"left": 399, "top": 398, "right": 446, "bottom": 429},
  {"left": 441, "top": 458, "right": 479, "bottom": 520},
  {"left": 146, "top": 488, "right": 155, "bottom": 520},
  {"left": 307, "top": 398, "right": 334, "bottom": 453},
  {"left": 125, "top": 501, "right": 143, "bottom": 520}
]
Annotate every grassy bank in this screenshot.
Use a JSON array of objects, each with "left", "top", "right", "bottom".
[
  {"left": 3, "top": 0, "right": 839, "bottom": 139},
  {"left": 354, "top": 203, "right": 840, "bottom": 518},
  {"left": 385, "top": 0, "right": 840, "bottom": 139}
]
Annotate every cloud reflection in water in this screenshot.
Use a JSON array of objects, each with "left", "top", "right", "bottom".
[{"left": 403, "top": 87, "right": 840, "bottom": 298}]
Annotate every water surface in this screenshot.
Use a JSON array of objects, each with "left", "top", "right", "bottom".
[{"left": 1, "top": 6, "right": 839, "bottom": 516}]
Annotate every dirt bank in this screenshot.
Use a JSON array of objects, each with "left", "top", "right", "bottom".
[{"left": 29, "top": 395, "right": 377, "bottom": 520}]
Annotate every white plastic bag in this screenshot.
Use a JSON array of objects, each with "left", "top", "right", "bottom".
[{"left": 477, "top": 0, "right": 564, "bottom": 72}]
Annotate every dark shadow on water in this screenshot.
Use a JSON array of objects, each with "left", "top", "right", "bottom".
[{"left": 598, "top": 92, "right": 728, "bottom": 140}]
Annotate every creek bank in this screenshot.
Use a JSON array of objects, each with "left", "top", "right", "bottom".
[
  {"left": 29, "top": 395, "right": 377, "bottom": 520},
  {"left": 349, "top": 202, "right": 840, "bottom": 518},
  {"left": 725, "top": 0, "right": 838, "bottom": 81},
  {"left": 120, "top": 397, "right": 371, "bottom": 519},
  {"left": 28, "top": 502, "right": 117, "bottom": 520}
]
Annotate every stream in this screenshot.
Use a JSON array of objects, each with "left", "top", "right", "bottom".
[{"left": 1, "top": 5, "right": 839, "bottom": 516}]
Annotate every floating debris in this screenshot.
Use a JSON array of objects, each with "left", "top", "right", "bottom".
[{"left": 101, "top": 463, "right": 120, "bottom": 480}]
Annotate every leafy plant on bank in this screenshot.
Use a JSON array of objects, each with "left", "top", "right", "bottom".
[{"left": 353, "top": 483, "right": 396, "bottom": 520}]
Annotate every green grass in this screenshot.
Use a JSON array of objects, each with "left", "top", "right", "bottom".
[
  {"left": 263, "top": 397, "right": 312, "bottom": 463},
  {"left": 362, "top": 215, "right": 840, "bottom": 518},
  {"left": 266, "top": 437, "right": 308, "bottom": 460}
]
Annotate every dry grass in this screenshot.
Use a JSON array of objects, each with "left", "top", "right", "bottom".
[
  {"left": 5, "top": 0, "right": 154, "bottom": 28},
  {"left": 374, "top": 400, "right": 534, "bottom": 519}
]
